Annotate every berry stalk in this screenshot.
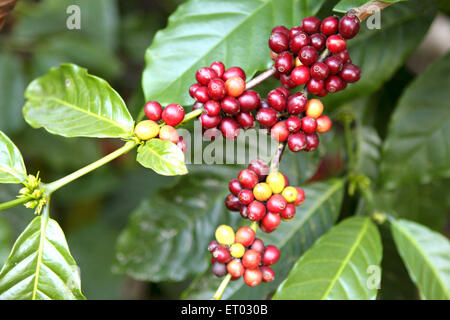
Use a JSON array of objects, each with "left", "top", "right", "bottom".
[
  {"left": 212, "top": 273, "right": 232, "bottom": 300},
  {"left": 0, "top": 196, "right": 33, "bottom": 211},
  {"left": 245, "top": 67, "right": 277, "bottom": 90}
]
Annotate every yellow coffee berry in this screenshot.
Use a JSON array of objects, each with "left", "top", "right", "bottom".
[
  {"left": 215, "top": 225, "right": 235, "bottom": 245},
  {"left": 230, "top": 243, "right": 245, "bottom": 258},
  {"left": 253, "top": 182, "right": 272, "bottom": 201},
  {"left": 266, "top": 172, "right": 285, "bottom": 194},
  {"left": 282, "top": 186, "right": 298, "bottom": 203},
  {"left": 134, "top": 120, "right": 160, "bottom": 140}
]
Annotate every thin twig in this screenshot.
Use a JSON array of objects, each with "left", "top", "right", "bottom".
[
  {"left": 348, "top": 1, "right": 393, "bottom": 22},
  {"left": 246, "top": 67, "right": 276, "bottom": 90}
]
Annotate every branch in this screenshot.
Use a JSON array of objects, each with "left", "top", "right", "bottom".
[
  {"left": 0, "top": 0, "right": 18, "bottom": 30},
  {"left": 348, "top": 1, "right": 393, "bottom": 22},
  {"left": 246, "top": 67, "right": 276, "bottom": 90},
  {"left": 0, "top": 196, "right": 31, "bottom": 212}
]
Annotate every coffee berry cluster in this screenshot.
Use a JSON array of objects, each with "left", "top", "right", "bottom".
[
  {"left": 225, "top": 159, "right": 305, "bottom": 233},
  {"left": 209, "top": 225, "right": 280, "bottom": 287},
  {"left": 134, "top": 101, "right": 187, "bottom": 152},
  {"left": 189, "top": 62, "right": 262, "bottom": 139},
  {"left": 270, "top": 14, "right": 361, "bottom": 94}
]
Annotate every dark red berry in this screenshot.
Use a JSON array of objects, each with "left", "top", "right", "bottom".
[
  {"left": 213, "top": 245, "right": 232, "bottom": 263},
  {"left": 286, "top": 93, "right": 307, "bottom": 115},
  {"left": 242, "top": 249, "right": 262, "bottom": 269},
  {"left": 194, "top": 86, "right": 210, "bottom": 103},
  {"left": 261, "top": 266, "right": 275, "bottom": 282},
  {"left": 271, "top": 121, "right": 289, "bottom": 142},
  {"left": 340, "top": 63, "right": 361, "bottom": 83},
  {"left": 286, "top": 116, "right": 302, "bottom": 133},
  {"left": 189, "top": 83, "right": 201, "bottom": 98},
  {"left": 289, "top": 26, "right": 303, "bottom": 38},
  {"left": 196, "top": 67, "right": 217, "bottom": 85},
  {"left": 267, "top": 194, "right": 287, "bottom": 213},
  {"left": 192, "top": 101, "right": 204, "bottom": 110},
  {"left": 280, "top": 203, "right": 296, "bottom": 220},
  {"left": 335, "top": 49, "right": 350, "bottom": 64},
  {"left": 289, "top": 32, "right": 310, "bottom": 54},
  {"left": 225, "top": 194, "right": 241, "bottom": 211},
  {"left": 203, "top": 127, "right": 221, "bottom": 141},
  {"left": 269, "top": 32, "right": 289, "bottom": 53},
  {"left": 144, "top": 101, "right": 162, "bottom": 121},
  {"left": 272, "top": 25, "right": 289, "bottom": 36},
  {"left": 301, "top": 116, "right": 317, "bottom": 134},
  {"left": 238, "top": 169, "right": 259, "bottom": 189},
  {"left": 199, "top": 113, "right": 221, "bottom": 129},
  {"left": 204, "top": 100, "right": 221, "bottom": 116},
  {"left": 260, "top": 212, "right": 281, "bottom": 232},
  {"left": 305, "top": 133, "right": 319, "bottom": 151},
  {"left": 263, "top": 245, "right": 280, "bottom": 266},
  {"left": 248, "top": 159, "right": 269, "bottom": 180},
  {"left": 306, "top": 78, "right": 325, "bottom": 95},
  {"left": 299, "top": 46, "right": 318, "bottom": 66},
  {"left": 310, "top": 62, "right": 330, "bottom": 80},
  {"left": 339, "top": 14, "right": 360, "bottom": 39},
  {"left": 302, "top": 16, "right": 321, "bottom": 34},
  {"left": 223, "top": 67, "right": 246, "bottom": 81},
  {"left": 162, "top": 104, "right": 185, "bottom": 126},
  {"left": 247, "top": 200, "right": 266, "bottom": 221},
  {"left": 327, "top": 35, "right": 346, "bottom": 53},
  {"left": 212, "top": 262, "right": 227, "bottom": 277},
  {"left": 280, "top": 73, "right": 297, "bottom": 89},
  {"left": 320, "top": 16, "right": 339, "bottom": 36},
  {"left": 324, "top": 56, "right": 343, "bottom": 75},
  {"left": 244, "top": 267, "right": 263, "bottom": 287},
  {"left": 251, "top": 238, "right": 265, "bottom": 254},
  {"left": 267, "top": 89, "right": 286, "bottom": 112},
  {"left": 276, "top": 87, "right": 290, "bottom": 99},
  {"left": 325, "top": 75, "right": 344, "bottom": 93},
  {"left": 316, "top": 88, "right": 328, "bottom": 97},
  {"left": 275, "top": 51, "right": 294, "bottom": 74},
  {"left": 229, "top": 179, "right": 242, "bottom": 196},
  {"left": 260, "top": 98, "right": 270, "bottom": 109},
  {"left": 310, "top": 33, "right": 326, "bottom": 51},
  {"left": 238, "top": 189, "right": 255, "bottom": 205},
  {"left": 240, "top": 205, "right": 248, "bottom": 219},
  {"left": 177, "top": 136, "right": 187, "bottom": 153},
  {"left": 221, "top": 96, "right": 240, "bottom": 115},
  {"left": 208, "top": 78, "right": 226, "bottom": 100},
  {"left": 238, "top": 90, "right": 260, "bottom": 112},
  {"left": 208, "top": 240, "right": 219, "bottom": 252},
  {"left": 288, "top": 132, "right": 307, "bottom": 152},
  {"left": 294, "top": 187, "right": 306, "bottom": 206},
  {"left": 256, "top": 108, "right": 278, "bottom": 127},
  {"left": 236, "top": 112, "right": 255, "bottom": 129},
  {"left": 210, "top": 61, "right": 225, "bottom": 78},
  {"left": 291, "top": 65, "right": 310, "bottom": 85}
]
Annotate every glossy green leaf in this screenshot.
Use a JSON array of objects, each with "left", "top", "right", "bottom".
[
  {"left": 273, "top": 217, "right": 382, "bottom": 300},
  {"left": 0, "top": 214, "right": 85, "bottom": 300},
  {"left": 323, "top": 0, "right": 436, "bottom": 108},
  {"left": 23, "top": 64, "right": 134, "bottom": 139},
  {"left": 142, "top": 0, "right": 326, "bottom": 106},
  {"left": 380, "top": 52, "right": 450, "bottom": 188},
  {"left": 0, "top": 130, "right": 27, "bottom": 184},
  {"left": 114, "top": 168, "right": 239, "bottom": 282},
  {"left": 182, "top": 180, "right": 345, "bottom": 300},
  {"left": 355, "top": 126, "right": 381, "bottom": 180},
  {"left": 136, "top": 139, "right": 188, "bottom": 176},
  {"left": 391, "top": 219, "right": 450, "bottom": 300},
  {"left": 333, "top": 0, "right": 407, "bottom": 13},
  {"left": 0, "top": 217, "right": 11, "bottom": 267}
]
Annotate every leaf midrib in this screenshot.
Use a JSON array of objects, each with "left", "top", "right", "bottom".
[
  {"left": 0, "top": 164, "right": 24, "bottom": 181},
  {"left": 31, "top": 217, "right": 47, "bottom": 300}
]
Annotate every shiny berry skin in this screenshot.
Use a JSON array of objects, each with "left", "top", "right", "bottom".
[
  {"left": 177, "top": 136, "right": 187, "bottom": 153},
  {"left": 227, "top": 259, "right": 245, "bottom": 278},
  {"left": 294, "top": 187, "right": 306, "bottom": 206},
  {"left": 260, "top": 212, "right": 281, "bottom": 232},
  {"left": 212, "top": 262, "right": 227, "bottom": 277},
  {"left": 261, "top": 266, "right": 275, "bottom": 282},
  {"left": 316, "top": 88, "right": 328, "bottom": 97},
  {"left": 235, "top": 226, "right": 255, "bottom": 247},
  {"left": 311, "top": 62, "right": 330, "bottom": 80},
  {"left": 223, "top": 67, "right": 246, "bottom": 81},
  {"left": 189, "top": 83, "right": 201, "bottom": 98},
  {"left": 286, "top": 116, "right": 302, "bottom": 133},
  {"left": 207, "top": 78, "right": 226, "bottom": 100},
  {"left": 236, "top": 112, "right": 255, "bottom": 129},
  {"left": 247, "top": 200, "right": 266, "bottom": 221},
  {"left": 289, "top": 32, "right": 310, "bottom": 54},
  {"left": 193, "top": 102, "right": 204, "bottom": 112},
  {"left": 204, "top": 100, "right": 221, "bottom": 116},
  {"left": 193, "top": 86, "right": 210, "bottom": 103},
  {"left": 253, "top": 182, "right": 272, "bottom": 201},
  {"left": 238, "top": 189, "right": 254, "bottom": 205},
  {"left": 230, "top": 243, "right": 246, "bottom": 258},
  {"left": 238, "top": 169, "right": 259, "bottom": 189},
  {"left": 306, "top": 78, "right": 325, "bottom": 95},
  {"left": 248, "top": 159, "right": 269, "bottom": 180},
  {"left": 287, "top": 132, "right": 307, "bottom": 152},
  {"left": 267, "top": 89, "right": 286, "bottom": 111},
  {"left": 271, "top": 25, "right": 289, "bottom": 36},
  {"left": 220, "top": 117, "right": 240, "bottom": 139},
  {"left": 267, "top": 194, "right": 287, "bottom": 213},
  {"left": 339, "top": 14, "right": 360, "bottom": 39},
  {"left": 280, "top": 73, "right": 297, "bottom": 89},
  {"left": 220, "top": 96, "right": 240, "bottom": 115},
  {"left": 286, "top": 93, "right": 308, "bottom": 115},
  {"left": 242, "top": 249, "right": 262, "bottom": 269},
  {"left": 306, "top": 99, "right": 324, "bottom": 118},
  {"left": 282, "top": 186, "right": 298, "bottom": 203},
  {"left": 225, "top": 76, "right": 246, "bottom": 97},
  {"left": 203, "top": 127, "right": 221, "bottom": 141},
  {"left": 269, "top": 32, "right": 289, "bottom": 53},
  {"left": 225, "top": 194, "right": 241, "bottom": 211},
  {"left": 244, "top": 268, "right": 263, "bottom": 287},
  {"left": 291, "top": 65, "right": 310, "bottom": 85},
  {"left": 310, "top": 33, "right": 326, "bottom": 51},
  {"left": 335, "top": 49, "right": 350, "bottom": 64},
  {"left": 325, "top": 75, "right": 344, "bottom": 93},
  {"left": 238, "top": 90, "right": 260, "bottom": 112},
  {"left": 324, "top": 56, "right": 343, "bottom": 74},
  {"left": 162, "top": 104, "right": 185, "bottom": 126},
  {"left": 196, "top": 67, "right": 217, "bottom": 85},
  {"left": 250, "top": 238, "right": 265, "bottom": 254},
  {"left": 340, "top": 63, "right": 361, "bottom": 83},
  {"left": 289, "top": 26, "right": 302, "bottom": 38},
  {"left": 271, "top": 121, "right": 289, "bottom": 142},
  {"left": 159, "top": 125, "right": 179, "bottom": 143},
  {"left": 240, "top": 205, "right": 248, "bottom": 219},
  {"left": 299, "top": 46, "right": 318, "bottom": 66},
  {"left": 215, "top": 225, "right": 235, "bottom": 245},
  {"left": 280, "top": 203, "right": 296, "bottom": 220},
  {"left": 213, "top": 245, "right": 232, "bottom": 263},
  {"left": 321, "top": 16, "right": 339, "bottom": 35},
  {"left": 208, "top": 240, "right": 219, "bottom": 252},
  {"left": 256, "top": 108, "right": 278, "bottom": 127},
  {"left": 144, "top": 101, "right": 162, "bottom": 121},
  {"left": 210, "top": 61, "right": 225, "bottom": 78},
  {"left": 302, "top": 16, "right": 321, "bottom": 34},
  {"left": 134, "top": 120, "right": 160, "bottom": 140},
  {"left": 305, "top": 133, "right": 319, "bottom": 151},
  {"left": 263, "top": 245, "right": 280, "bottom": 266},
  {"left": 266, "top": 172, "right": 285, "bottom": 194},
  {"left": 301, "top": 116, "right": 317, "bottom": 134},
  {"left": 275, "top": 51, "right": 294, "bottom": 74},
  {"left": 316, "top": 115, "right": 332, "bottom": 133},
  {"left": 327, "top": 35, "right": 346, "bottom": 53},
  {"left": 199, "top": 113, "right": 221, "bottom": 129}
]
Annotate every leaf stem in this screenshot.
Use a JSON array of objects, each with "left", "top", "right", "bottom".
[
  {"left": 45, "top": 140, "right": 138, "bottom": 194},
  {"left": 246, "top": 67, "right": 276, "bottom": 90},
  {"left": 212, "top": 273, "right": 232, "bottom": 300},
  {"left": 0, "top": 196, "right": 32, "bottom": 211}
]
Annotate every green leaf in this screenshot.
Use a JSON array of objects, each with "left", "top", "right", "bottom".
[
  {"left": 380, "top": 52, "right": 450, "bottom": 188},
  {"left": 23, "top": 64, "right": 134, "bottom": 139},
  {"left": 0, "top": 217, "right": 11, "bottom": 267},
  {"left": 391, "top": 219, "right": 450, "bottom": 300},
  {"left": 0, "top": 130, "right": 27, "bottom": 184},
  {"left": 323, "top": 0, "right": 436, "bottom": 108},
  {"left": 136, "top": 139, "right": 188, "bottom": 176},
  {"left": 142, "top": 0, "right": 326, "bottom": 106},
  {"left": 182, "top": 179, "right": 345, "bottom": 299},
  {"left": 114, "top": 168, "right": 239, "bottom": 282},
  {"left": 273, "top": 217, "right": 382, "bottom": 300},
  {"left": 355, "top": 125, "right": 381, "bottom": 180},
  {"left": 333, "top": 0, "right": 407, "bottom": 13},
  {"left": 0, "top": 53, "right": 26, "bottom": 135},
  {"left": 0, "top": 214, "right": 85, "bottom": 300}
]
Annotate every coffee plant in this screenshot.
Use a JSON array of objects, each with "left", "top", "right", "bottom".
[{"left": 0, "top": 0, "right": 449, "bottom": 300}]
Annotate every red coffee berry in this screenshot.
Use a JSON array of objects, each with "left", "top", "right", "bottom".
[
  {"left": 302, "top": 16, "right": 321, "bottom": 34},
  {"left": 240, "top": 205, "right": 248, "bottom": 219},
  {"left": 310, "top": 62, "right": 330, "bottom": 80},
  {"left": 192, "top": 101, "right": 204, "bottom": 110},
  {"left": 276, "top": 87, "right": 290, "bottom": 99},
  {"left": 196, "top": 67, "right": 217, "bottom": 85},
  {"left": 238, "top": 169, "right": 259, "bottom": 189},
  {"left": 213, "top": 245, "right": 232, "bottom": 263},
  {"left": 242, "top": 249, "right": 262, "bottom": 269},
  {"left": 324, "top": 56, "right": 343, "bottom": 75},
  {"left": 327, "top": 35, "right": 346, "bottom": 53},
  {"left": 288, "top": 132, "right": 307, "bottom": 152},
  {"left": 286, "top": 92, "right": 308, "bottom": 115},
  {"left": 162, "top": 104, "right": 185, "bottom": 126},
  {"left": 280, "top": 73, "right": 297, "bottom": 89},
  {"left": 238, "top": 90, "right": 260, "bottom": 112},
  {"left": 260, "top": 266, "right": 275, "bottom": 282},
  {"left": 299, "top": 46, "right": 318, "bottom": 66},
  {"left": 208, "top": 78, "right": 226, "bottom": 100},
  {"left": 248, "top": 159, "right": 269, "bottom": 180},
  {"left": 260, "top": 98, "right": 270, "bottom": 109},
  {"left": 177, "top": 136, "right": 187, "bottom": 153},
  {"left": 229, "top": 179, "right": 242, "bottom": 196},
  {"left": 144, "top": 101, "right": 162, "bottom": 121},
  {"left": 294, "top": 187, "right": 306, "bottom": 206},
  {"left": 269, "top": 32, "right": 289, "bottom": 53},
  {"left": 340, "top": 63, "right": 361, "bottom": 83},
  {"left": 221, "top": 96, "right": 240, "bottom": 115},
  {"left": 335, "top": 49, "right": 350, "bottom": 64},
  {"left": 316, "top": 115, "right": 332, "bottom": 133},
  {"left": 208, "top": 240, "right": 219, "bottom": 252},
  {"left": 286, "top": 116, "right": 302, "bottom": 133},
  {"left": 306, "top": 78, "right": 325, "bottom": 95},
  {"left": 310, "top": 33, "right": 326, "bottom": 51},
  {"left": 223, "top": 67, "right": 246, "bottom": 81},
  {"left": 305, "top": 132, "right": 319, "bottom": 151},
  {"left": 289, "top": 32, "right": 310, "bottom": 54},
  {"left": 189, "top": 83, "right": 201, "bottom": 98},
  {"left": 316, "top": 88, "right": 328, "bottom": 97},
  {"left": 280, "top": 203, "right": 296, "bottom": 220},
  {"left": 263, "top": 245, "right": 280, "bottom": 266},
  {"left": 227, "top": 259, "right": 245, "bottom": 278},
  {"left": 301, "top": 116, "right": 317, "bottom": 134},
  {"left": 225, "top": 76, "right": 246, "bottom": 97},
  {"left": 325, "top": 75, "right": 344, "bottom": 93},
  {"left": 260, "top": 211, "right": 281, "bottom": 232},
  {"left": 238, "top": 189, "right": 255, "bottom": 205},
  {"left": 225, "top": 194, "right": 241, "bottom": 211},
  {"left": 267, "top": 194, "right": 287, "bottom": 213},
  {"left": 236, "top": 112, "right": 255, "bottom": 129},
  {"left": 199, "top": 113, "right": 221, "bottom": 129},
  {"left": 275, "top": 51, "right": 294, "bottom": 74},
  {"left": 339, "top": 14, "right": 360, "bottom": 39},
  {"left": 247, "top": 200, "right": 266, "bottom": 221},
  {"left": 212, "top": 262, "right": 227, "bottom": 277},
  {"left": 320, "top": 16, "right": 339, "bottom": 35},
  {"left": 194, "top": 86, "right": 210, "bottom": 103},
  {"left": 267, "top": 89, "right": 286, "bottom": 112},
  {"left": 210, "top": 61, "right": 225, "bottom": 78},
  {"left": 271, "top": 121, "right": 289, "bottom": 142},
  {"left": 289, "top": 26, "right": 302, "bottom": 38},
  {"left": 271, "top": 25, "right": 289, "bottom": 36},
  {"left": 204, "top": 100, "right": 221, "bottom": 116},
  {"left": 291, "top": 65, "right": 310, "bottom": 85},
  {"left": 235, "top": 226, "right": 256, "bottom": 247},
  {"left": 244, "top": 268, "right": 263, "bottom": 287},
  {"left": 256, "top": 108, "right": 278, "bottom": 127},
  {"left": 251, "top": 238, "right": 265, "bottom": 254},
  {"left": 203, "top": 127, "right": 221, "bottom": 141}
]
